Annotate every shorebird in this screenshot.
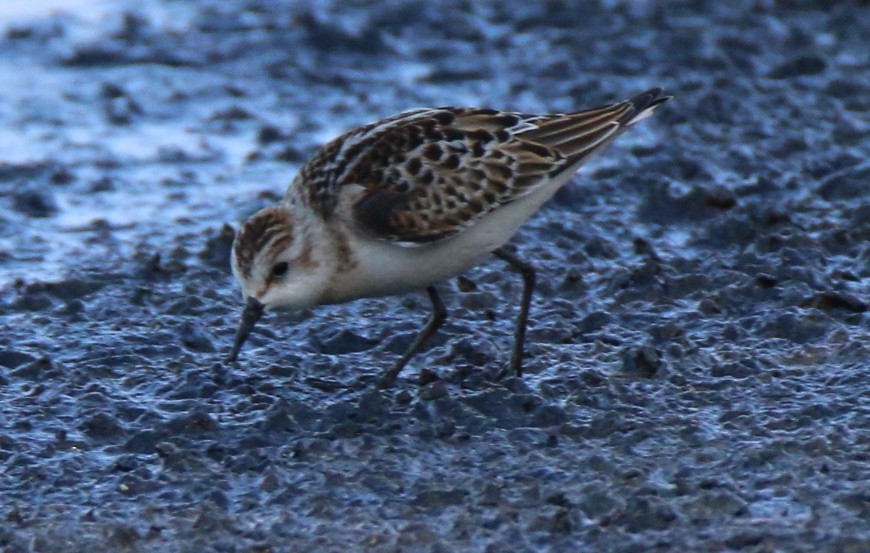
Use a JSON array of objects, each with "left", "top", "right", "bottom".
[{"left": 228, "top": 88, "right": 670, "bottom": 385}]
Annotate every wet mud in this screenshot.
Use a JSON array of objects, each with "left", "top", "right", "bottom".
[{"left": 1, "top": 1, "right": 868, "bottom": 551}]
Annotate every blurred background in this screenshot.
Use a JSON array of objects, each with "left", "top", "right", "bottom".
[{"left": 0, "top": 1, "right": 868, "bottom": 551}]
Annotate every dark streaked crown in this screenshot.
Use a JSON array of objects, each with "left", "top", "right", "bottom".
[{"left": 232, "top": 207, "right": 294, "bottom": 279}]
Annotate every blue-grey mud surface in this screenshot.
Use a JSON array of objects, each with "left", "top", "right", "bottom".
[{"left": 1, "top": 1, "right": 868, "bottom": 551}]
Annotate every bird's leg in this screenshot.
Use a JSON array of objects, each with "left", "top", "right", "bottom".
[
  {"left": 378, "top": 285, "right": 447, "bottom": 387},
  {"left": 493, "top": 247, "right": 536, "bottom": 377}
]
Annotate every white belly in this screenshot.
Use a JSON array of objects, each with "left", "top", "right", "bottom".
[{"left": 326, "top": 173, "right": 571, "bottom": 302}]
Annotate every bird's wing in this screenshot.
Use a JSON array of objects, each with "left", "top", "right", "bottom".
[{"left": 307, "top": 89, "right": 669, "bottom": 244}]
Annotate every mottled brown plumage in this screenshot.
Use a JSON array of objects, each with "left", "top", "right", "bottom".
[
  {"left": 228, "top": 88, "right": 671, "bottom": 381},
  {"left": 233, "top": 207, "right": 293, "bottom": 279},
  {"left": 284, "top": 88, "right": 667, "bottom": 245}
]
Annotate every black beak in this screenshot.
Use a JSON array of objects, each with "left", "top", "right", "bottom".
[{"left": 227, "top": 296, "right": 265, "bottom": 362}]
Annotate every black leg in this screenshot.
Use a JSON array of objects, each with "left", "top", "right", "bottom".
[
  {"left": 378, "top": 286, "right": 447, "bottom": 387},
  {"left": 493, "top": 247, "right": 536, "bottom": 377}
]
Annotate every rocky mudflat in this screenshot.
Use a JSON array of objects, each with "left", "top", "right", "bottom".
[{"left": 0, "top": 1, "right": 868, "bottom": 551}]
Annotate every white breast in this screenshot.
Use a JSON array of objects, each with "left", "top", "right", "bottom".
[{"left": 324, "top": 171, "right": 574, "bottom": 303}]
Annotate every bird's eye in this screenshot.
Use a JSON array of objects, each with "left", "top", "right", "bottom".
[{"left": 271, "top": 261, "right": 289, "bottom": 278}]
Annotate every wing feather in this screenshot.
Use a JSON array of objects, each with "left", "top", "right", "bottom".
[{"left": 304, "top": 89, "right": 670, "bottom": 244}]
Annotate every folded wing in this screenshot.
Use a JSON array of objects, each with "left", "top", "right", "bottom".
[{"left": 341, "top": 88, "right": 669, "bottom": 244}]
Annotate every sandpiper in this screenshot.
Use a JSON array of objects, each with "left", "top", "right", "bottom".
[{"left": 228, "top": 88, "right": 670, "bottom": 385}]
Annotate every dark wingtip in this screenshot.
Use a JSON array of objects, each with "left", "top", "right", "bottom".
[
  {"left": 620, "top": 87, "right": 671, "bottom": 126},
  {"left": 630, "top": 87, "right": 672, "bottom": 112},
  {"left": 227, "top": 296, "right": 265, "bottom": 362}
]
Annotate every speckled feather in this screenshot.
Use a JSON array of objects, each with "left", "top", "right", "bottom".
[
  {"left": 232, "top": 207, "right": 293, "bottom": 279},
  {"left": 229, "top": 88, "right": 670, "bottom": 367},
  {"left": 289, "top": 88, "right": 668, "bottom": 244}
]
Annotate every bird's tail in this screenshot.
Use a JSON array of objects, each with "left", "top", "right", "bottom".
[
  {"left": 519, "top": 88, "right": 671, "bottom": 164},
  {"left": 623, "top": 87, "right": 671, "bottom": 126}
]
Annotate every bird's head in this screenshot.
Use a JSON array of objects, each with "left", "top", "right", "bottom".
[{"left": 227, "top": 205, "right": 326, "bottom": 361}]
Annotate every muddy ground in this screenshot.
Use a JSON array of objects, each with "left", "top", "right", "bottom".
[{"left": 0, "top": 0, "right": 868, "bottom": 551}]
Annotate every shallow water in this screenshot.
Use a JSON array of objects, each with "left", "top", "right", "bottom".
[{"left": 0, "top": 0, "right": 106, "bottom": 20}]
